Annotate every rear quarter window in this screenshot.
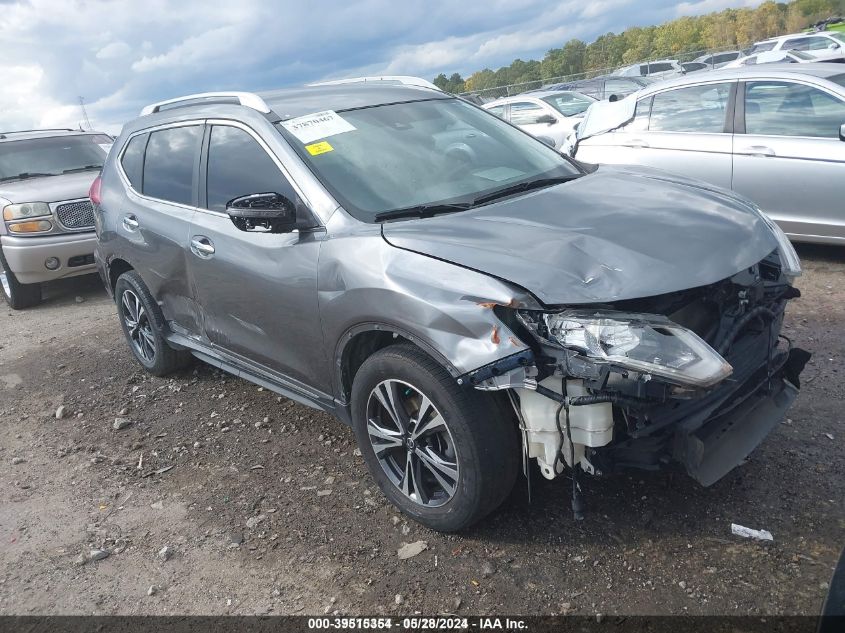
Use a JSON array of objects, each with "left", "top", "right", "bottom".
[{"left": 120, "top": 134, "right": 147, "bottom": 190}]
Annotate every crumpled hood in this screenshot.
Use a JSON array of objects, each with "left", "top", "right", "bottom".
[
  {"left": 381, "top": 165, "right": 779, "bottom": 305},
  {"left": 0, "top": 171, "right": 98, "bottom": 205}
]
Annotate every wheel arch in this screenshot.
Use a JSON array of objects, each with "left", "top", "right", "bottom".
[
  {"left": 336, "top": 322, "right": 460, "bottom": 413},
  {"left": 107, "top": 257, "right": 134, "bottom": 294}
]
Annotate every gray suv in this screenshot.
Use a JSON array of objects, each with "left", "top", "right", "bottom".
[
  {"left": 94, "top": 86, "right": 809, "bottom": 531},
  {"left": 0, "top": 129, "right": 112, "bottom": 308}
]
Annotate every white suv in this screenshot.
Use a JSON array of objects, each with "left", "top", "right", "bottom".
[{"left": 750, "top": 31, "right": 845, "bottom": 62}]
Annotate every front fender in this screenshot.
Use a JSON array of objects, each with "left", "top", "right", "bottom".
[{"left": 318, "top": 222, "right": 539, "bottom": 401}]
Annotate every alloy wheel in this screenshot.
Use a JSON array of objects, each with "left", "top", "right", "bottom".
[
  {"left": 120, "top": 288, "right": 156, "bottom": 363},
  {"left": 365, "top": 379, "right": 459, "bottom": 507}
]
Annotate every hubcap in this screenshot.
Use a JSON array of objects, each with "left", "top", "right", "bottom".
[
  {"left": 120, "top": 289, "right": 156, "bottom": 363},
  {"left": 366, "top": 379, "right": 459, "bottom": 508}
]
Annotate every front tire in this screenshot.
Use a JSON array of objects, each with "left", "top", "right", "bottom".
[
  {"left": 351, "top": 344, "right": 520, "bottom": 532},
  {"left": 0, "top": 248, "right": 42, "bottom": 310},
  {"left": 115, "top": 271, "right": 191, "bottom": 376}
]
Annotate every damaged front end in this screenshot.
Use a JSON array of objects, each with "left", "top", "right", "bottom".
[{"left": 466, "top": 249, "right": 810, "bottom": 496}]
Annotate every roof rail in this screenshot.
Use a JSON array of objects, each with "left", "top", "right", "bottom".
[
  {"left": 0, "top": 128, "right": 75, "bottom": 136},
  {"left": 139, "top": 92, "right": 271, "bottom": 116},
  {"left": 308, "top": 76, "right": 441, "bottom": 91}
]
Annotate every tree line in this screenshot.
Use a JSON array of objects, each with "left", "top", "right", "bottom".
[{"left": 432, "top": 0, "right": 845, "bottom": 93}]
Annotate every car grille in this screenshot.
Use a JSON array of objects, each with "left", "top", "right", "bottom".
[{"left": 55, "top": 200, "right": 95, "bottom": 230}]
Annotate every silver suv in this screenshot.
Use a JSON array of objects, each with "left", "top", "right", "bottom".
[
  {"left": 0, "top": 129, "right": 111, "bottom": 308},
  {"left": 95, "top": 86, "right": 808, "bottom": 531}
]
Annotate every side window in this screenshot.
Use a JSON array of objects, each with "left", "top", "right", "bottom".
[
  {"left": 486, "top": 105, "right": 506, "bottom": 119},
  {"left": 120, "top": 134, "right": 147, "bottom": 190},
  {"left": 751, "top": 42, "right": 776, "bottom": 53},
  {"left": 621, "top": 97, "right": 652, "bottom": 132},
  {"left": 605, "top": 78, "right": 637, "bottom": 97},
  {"left": 648, "top": 83, "right": 731, "bottom": 133},
  {"left": 784, "top": 37, "right": 811, "bottom": 51},
  {"left": 509, "top": 102, "right": 549, "bottom": 125},
  {"left": 745, "top": 81, "right": 845, "bottom": 138},
  {"left": 206, "top": 125, "right": 296, "bottom": 213},
  {"left": 142, "top": 125, "right": 202, "bottom": 206}
]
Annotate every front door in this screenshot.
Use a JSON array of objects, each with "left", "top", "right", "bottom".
[
  {"left": 732, "top": 80, "right": 845, "bottom": 241},
  {"left": 187, "top": 122, "right": 327, "bottom": 392}
]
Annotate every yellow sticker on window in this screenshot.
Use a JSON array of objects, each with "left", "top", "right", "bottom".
[{"left": 305, "top": 141, "right": 333, "bottom": 156}]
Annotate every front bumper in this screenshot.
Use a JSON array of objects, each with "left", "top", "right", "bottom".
[
  {"left": 677, "top": 349, "right": 803, "bottom": 485},
  {"left": 0, "top": 233, "right": 97, "bottom": 284}
]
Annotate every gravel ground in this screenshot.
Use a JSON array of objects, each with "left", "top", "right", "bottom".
[{"left": 0, "top": 244, "right": 842, "bottom": 616}]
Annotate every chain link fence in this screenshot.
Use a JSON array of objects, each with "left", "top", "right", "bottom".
[{"left": 459, "top": 45, "right": 743, "bottom": 102}]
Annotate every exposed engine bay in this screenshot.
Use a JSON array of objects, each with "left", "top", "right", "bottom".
[{"left": 467, "top": 249, "right": 810, "bottom": 513}]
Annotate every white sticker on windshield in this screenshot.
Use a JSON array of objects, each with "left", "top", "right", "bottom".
[
  {"left": 281, "top": 110, "right": 356, "bottom": 144},
  {"left": 474, "top": 167, "right": 525, "bottom": 182}
]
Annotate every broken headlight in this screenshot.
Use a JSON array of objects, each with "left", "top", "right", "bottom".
[{"left": 533, "top": 310, "right": 732, "bottom": 388}]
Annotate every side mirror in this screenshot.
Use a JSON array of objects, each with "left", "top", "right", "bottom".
[
  {"left": 535, "top": 113, "right": 557, "bottom": 125},
  {"left": 226, "top": 192, "right": 297, "bottom": 233},
  {"left": 829, "top": 42, "right": 840, "bottom": 49},
  {"left": 840, "top": 123, "right": 845, "bottom": 142}
]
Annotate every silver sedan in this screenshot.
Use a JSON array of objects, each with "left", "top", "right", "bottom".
[{"left": 572, "top": 64, "right": 845, "bottom": 244}]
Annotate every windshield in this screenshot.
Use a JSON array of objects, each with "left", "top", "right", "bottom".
[
  {"left": 0, "top": 134, "right": 111, "bottom": 181},
  {"left": 541, "top": 91, "right": 595, "bottom": 117},
  {"left": 829, "top": 73, "right": 845, "bottom": 90},
  {"left": 831, "top": 32, "right": 845, "bottom": 43},
  {"left": 277, "top": 98, "right": 580, "bottom": 222}
]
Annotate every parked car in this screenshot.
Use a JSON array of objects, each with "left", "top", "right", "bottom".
[
  {"left": 614, "top": 59, "right": 685, "bottom": 80},
  {"left": 693, "top": 50, "right": 743, "bottom": 69},
  {"left": 724, "top": 49, "right": 819, "bottom": 68},
  {"left": 482, "top": 90, "right": 596, "bottom": 149},
  {"left": 749, "top": 31, "right": 845, "bottom": 62},
  {"left": 570, "top": 64, "right": 845, "bottom": 244},
  {"left": 94, "top": 85, "right": 807, "bottom": 531},
  {"left": 0, "top": 129, "right": 112, "bottom": 308},
  {"left": 544, "top": 75, "right": 654, "bottom": 101}
]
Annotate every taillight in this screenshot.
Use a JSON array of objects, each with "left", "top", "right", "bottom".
[{"left": 89, "top": 175, "right": 102, "bottom": 206}]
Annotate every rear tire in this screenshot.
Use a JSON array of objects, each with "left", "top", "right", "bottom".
[
  {"left": 115, "top": 270, "right": 192, "bottom": 376},
  {"left": 351, "top": 343, "right": 520, "bottom": 532},
  {"left": 0, "top": 247, "right": 42, "bottom": 310}
]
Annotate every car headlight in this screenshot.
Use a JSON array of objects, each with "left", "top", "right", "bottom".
[
  {"left": 3, "top": 202, "right": 51, "bottom": 221},
  {"left": 753, "top": 207, "right": 801, "bottom": 278},
  {"left": 538, "top": 310, "right": 732, "bottom": 388}
]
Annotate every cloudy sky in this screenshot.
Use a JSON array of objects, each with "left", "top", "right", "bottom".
[{"left": 0, "top": 0, "right": 762, "bottom": 133}]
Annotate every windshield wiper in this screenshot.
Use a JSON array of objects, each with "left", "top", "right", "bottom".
[
  {"left": 471, "top": 176, "right": 579, "bottom": 206},
  {"left": 0, "top": 172, "right": 57, "bottom": 182},
  {"left": 62, "top": 165, "right": 102, "bottom": 174},
  {"left": 374, "top": 202, "right": 473, "bottom": 223}
]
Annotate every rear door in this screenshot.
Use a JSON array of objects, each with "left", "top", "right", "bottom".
[
  {"left": 119, "top": 123, "right": 203, "bottom": 334},
  {"left": 732, "top": 79, "right": 845, "bottom": 241},
  {"left": 188, "top": 121, "right": 326, "bottom": 389}
]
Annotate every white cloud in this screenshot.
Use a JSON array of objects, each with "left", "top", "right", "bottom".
[{"left": 96, "top": 41, "right": 131, "bottom": 60}]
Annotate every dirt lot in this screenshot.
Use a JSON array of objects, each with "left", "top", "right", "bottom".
[{"left": 0, "top": 245, "right": 842, "bottom": 617}]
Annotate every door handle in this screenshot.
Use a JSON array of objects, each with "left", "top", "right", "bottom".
[
  {"left": 190, "top": 236, "right": 215, "bottom": 258},
  {"left": 740, "top": 145, "right": 775, "bottom": 157},
  {"left": 122, "top": 214, "right": 139, "bottom": 231},
  {"left": 623, "top": 139, "right": 650, "bottom": 148}
]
